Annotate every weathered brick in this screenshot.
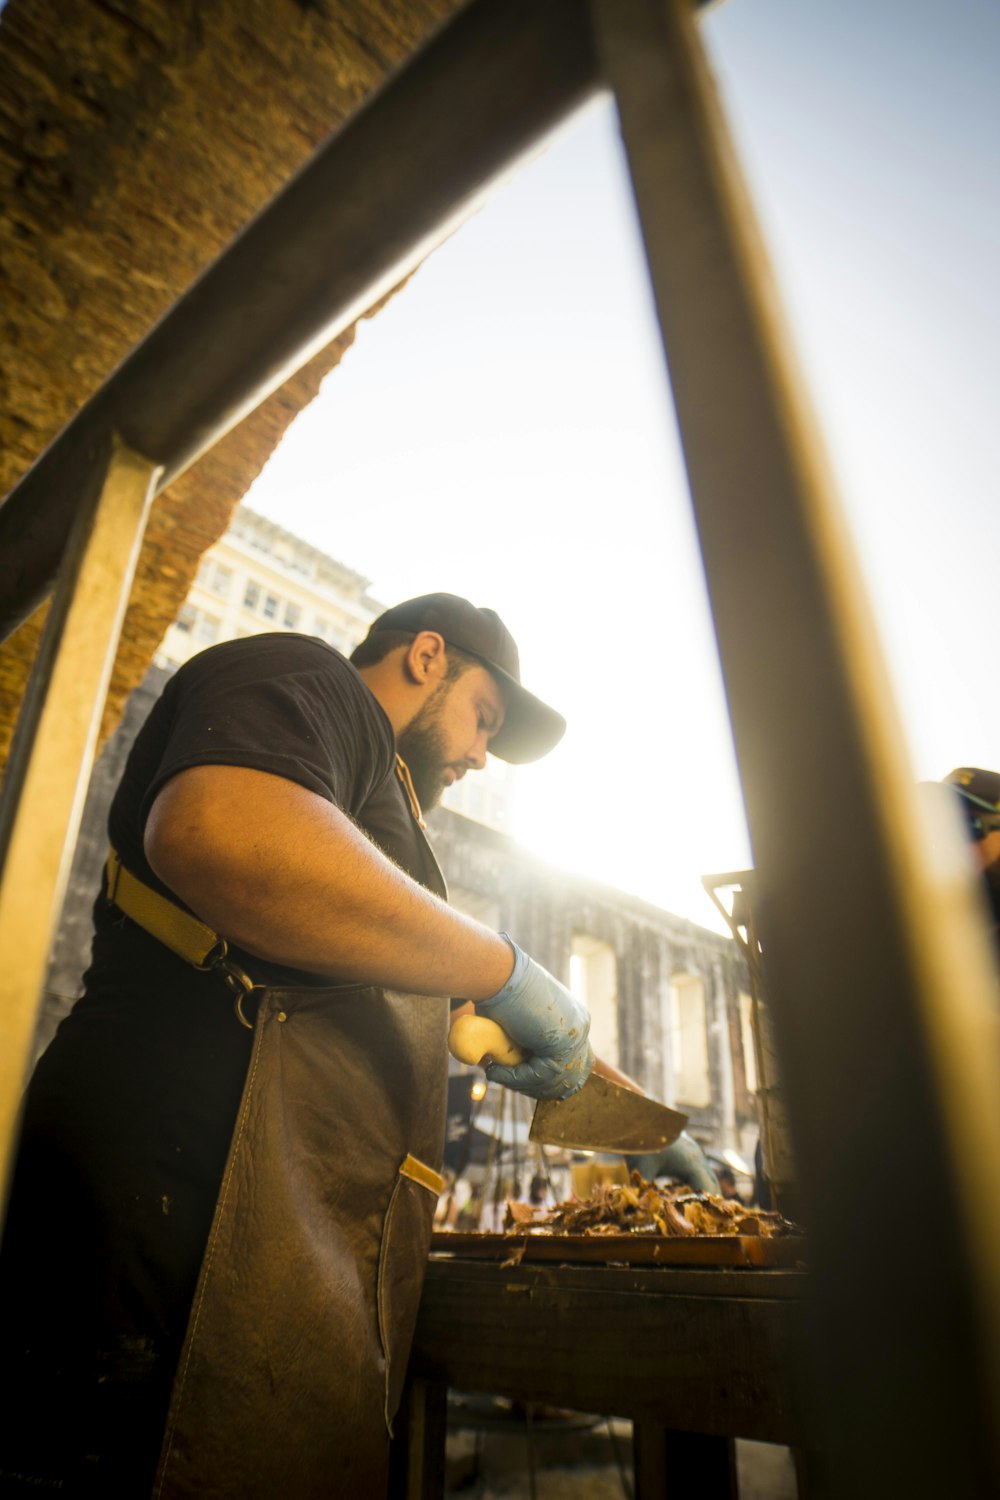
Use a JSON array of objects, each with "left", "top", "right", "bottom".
[{"left": 0, "top": 0, "right": 459, "bottom": 767}]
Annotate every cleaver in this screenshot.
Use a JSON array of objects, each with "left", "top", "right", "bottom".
[{"left": 448, "top": 1014, "right": 688, "bottom": 1154}]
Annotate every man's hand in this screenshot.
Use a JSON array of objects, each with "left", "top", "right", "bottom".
[{"left": 474, "top": 937, "right": 593, "bottom": 1100}]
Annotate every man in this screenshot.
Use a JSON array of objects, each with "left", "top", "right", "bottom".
[
  {"left": 941, "top": 767, "right": 1000, "bottom": 949},
  {"left": 0, "top": 593, "right": 592, "bottom": 1498},
  {"left": 715, "top": 1166, "right": 746, "bottom": 1205}
]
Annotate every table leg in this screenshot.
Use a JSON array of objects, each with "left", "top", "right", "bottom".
[
  {"left": 387, "top": 1376, "right": 448, "bottom": 1499},
  {"left": 633, "top": 1422, "right": 738, "bottom": 1499}
]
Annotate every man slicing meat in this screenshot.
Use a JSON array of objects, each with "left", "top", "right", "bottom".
[{"left": 0, "top": 593, "right": 593, "bottom": 1499}]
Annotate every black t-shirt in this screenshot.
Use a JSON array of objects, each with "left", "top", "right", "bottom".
[{"left": 88, "top": 632, "right": 444, "bottom": 994}]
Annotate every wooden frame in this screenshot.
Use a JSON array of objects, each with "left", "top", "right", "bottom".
[{"left": 0, "top": 437, "right": 159, "bottom": 1197}]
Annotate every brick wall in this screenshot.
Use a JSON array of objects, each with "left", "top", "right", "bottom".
[{"left": 0, "top": 0, "right": 460, "bottom": 766}]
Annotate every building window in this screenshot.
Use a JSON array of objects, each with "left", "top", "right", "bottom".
[
  {"left": 244, "top": 580, "right": 261, "bottom": 611},
  {"left": 176, "top": 605, "right": 221, "bottom": 645},
  {"left": 739, "top": 992, "right": 758, "bottom": 1093},
  {"left": 668, "top": 974, "right": 711, "bottom": 1107},
  {"left": 198, "top": 559, "right": 232, "bottom": 598},
  {"left": 570, "top": 934, "right": 618, "bottom": 1065},
  {"left": 262, "top": 593, "right": 279, "bottom": 620},
  {"left": 283, "top": 601, "right": 301, "bottom": 629},
  {"left": 195, "top": 611, "right": 221, "bottom": 644}
]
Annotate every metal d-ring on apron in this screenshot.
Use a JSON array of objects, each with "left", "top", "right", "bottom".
[{"left": 216, "top": 956, "right": 266, "bottom": 1030}]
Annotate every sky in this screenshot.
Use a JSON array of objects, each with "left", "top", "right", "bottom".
[{"left": 246, "top": 0, "right": 1000, "bottom": 931}]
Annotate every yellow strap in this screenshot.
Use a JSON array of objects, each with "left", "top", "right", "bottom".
[
  {"left": 395, "top": 754, "right": 426, "bottom": 830},
  {"left": 399, "top": 1153, "right": 445, "bottom": 1197},
  {"left": 106, "top": 848, "right": 225, "bottom": 969}
]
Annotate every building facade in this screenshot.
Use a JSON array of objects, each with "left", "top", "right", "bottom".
[
  {"left": 155, "top": 505, "right": 383, "bottom": 669},
  {"left": 427, "top": 807, "right": 757, "bottom": 1165}
]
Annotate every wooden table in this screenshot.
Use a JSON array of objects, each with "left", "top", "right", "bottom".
[{"left": 391, "top": 1252, "right": 813, "bottom": 1498}]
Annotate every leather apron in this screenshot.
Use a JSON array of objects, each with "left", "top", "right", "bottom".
[{"left": 152, "top": 860, "right": 450, "bottom": 1497}]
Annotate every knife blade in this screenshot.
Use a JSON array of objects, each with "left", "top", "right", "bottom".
[{"left": 448, "top": 1014, "right": 688, "bottom": 1154}]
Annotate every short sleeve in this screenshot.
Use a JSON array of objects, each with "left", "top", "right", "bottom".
[{"left": 137, "top": 635, "right": 394, "bottom": 828}]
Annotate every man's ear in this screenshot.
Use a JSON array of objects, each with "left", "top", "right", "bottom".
[{"left": 403, "top": 630, "right": 448, "bottom": 685}]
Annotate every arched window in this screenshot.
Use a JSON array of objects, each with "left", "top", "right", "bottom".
[
  {"left": 569, "top": 934, "right": 619, "bottom": 1065},
  {"left": 668, "top": 973, "right": 710, "bottom": 1107},
  {"left": 739, "top": 991, "right": 758, "bottom": 1094}
]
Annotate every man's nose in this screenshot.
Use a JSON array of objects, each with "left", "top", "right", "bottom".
[{"left": 465, "top": 735, "right": 489, "bottom": 772}]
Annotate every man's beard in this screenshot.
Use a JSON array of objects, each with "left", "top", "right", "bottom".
[{"left": 397, "top": 687, "right": 453, "bottom": 811}]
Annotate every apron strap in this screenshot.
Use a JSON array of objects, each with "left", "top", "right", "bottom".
[
  {"left": 398, "top": 1154, "right": 446, "bottom": 1196},
  {"left": 394, "top": 754, "right": 426, "bottom": 830},
  {"left": 106, "top": 849, "right": 265, "bottom": 1029},
  {"left": 107, "top": 847, "right": 226, "bottom": 968}
]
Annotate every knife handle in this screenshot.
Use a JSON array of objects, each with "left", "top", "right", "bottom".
[{"left": 448, "top": 1014, "right": 526, "bottom": 1068}]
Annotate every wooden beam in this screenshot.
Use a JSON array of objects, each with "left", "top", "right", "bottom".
[
  {"left": 0, "top": 436, "right": 159, "bottom": 1209},
  {"left": 592, "top": 0, "right": 1000, "bottom": 1492}
]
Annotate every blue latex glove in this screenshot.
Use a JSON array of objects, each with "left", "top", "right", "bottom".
[
  {"left": 627, "top": 1134, "right": 720, "bottom": 1193},
  {"left": 476, "top": 936, "right": 594, "bottom": 1100}
]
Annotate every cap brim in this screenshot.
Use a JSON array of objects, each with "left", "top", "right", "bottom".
[{"left": 481, "top": 666, "right": 566, "bottom": 764}]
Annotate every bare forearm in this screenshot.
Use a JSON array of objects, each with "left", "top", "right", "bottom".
[{"left": 144, "top": 765, "right": 513, "bottom": 998}]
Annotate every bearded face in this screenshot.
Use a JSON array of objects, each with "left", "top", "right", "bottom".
[
  {"left": 397, "top": 681, "right": 457, "bottom": 811},
  {"left": 396, "top": 659, "right": 506, "bottom": 812}
]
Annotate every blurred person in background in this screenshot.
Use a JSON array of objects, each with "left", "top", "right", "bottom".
[{"left": 940, "top": 767, "right": 1000, "bottom": 952}]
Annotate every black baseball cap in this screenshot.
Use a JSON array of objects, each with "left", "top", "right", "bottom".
[
  {"left": 362, "top": 592, "right": 565, "bottom": 764},
  {"left": 943, "top": 767, "right": 1000, "bottom": 839}
]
